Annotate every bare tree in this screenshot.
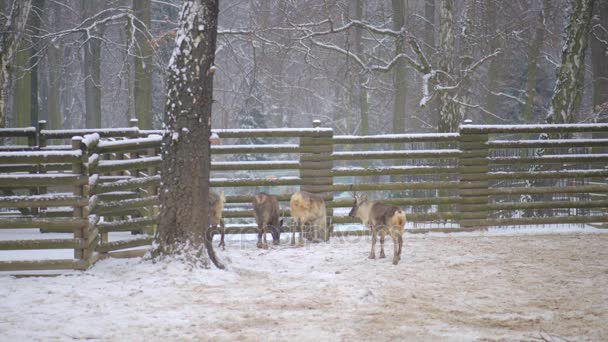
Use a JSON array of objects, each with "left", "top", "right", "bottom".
[
  {"left": 547, "top": 0, "right": 596, "bottom": 125},
  {"left": 155, "top": 0, "right": 224, "bottom": 268},
  {"left": 0, "top": 0, "right": 32, "bottom": 127}
]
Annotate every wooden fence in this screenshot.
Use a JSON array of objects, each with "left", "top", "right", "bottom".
[{"left": 1, "top": 120, "right": 607, "bottom": 272}]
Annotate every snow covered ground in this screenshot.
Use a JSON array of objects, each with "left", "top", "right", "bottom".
[{"left": 1, "top": 229, "right": 608, "bottom": 341}]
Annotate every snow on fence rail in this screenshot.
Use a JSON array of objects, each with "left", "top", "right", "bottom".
[{"left": 1, "top": 120, "right": 608, "bottom": 272}]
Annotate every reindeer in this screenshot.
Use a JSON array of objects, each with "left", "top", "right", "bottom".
[
  {"left": 349, "top": 195, "right": 406, "bottom": 265},
  {"left": 253, "top": 192, "right": 283, "bottom": 249},
  {"left": 209, "top": 191, "right": 226, "bottom": 249},
  {"left": 289, "top": 191, "right": 327, "bottom": 246}
]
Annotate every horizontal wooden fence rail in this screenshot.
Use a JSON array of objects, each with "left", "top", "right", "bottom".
[{"left": 1, "top": 120, "right": 608, "bottom": 273}]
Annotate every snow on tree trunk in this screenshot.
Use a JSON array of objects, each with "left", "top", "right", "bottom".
[
  {"left": 547, "top": 0, "right": 595, "bottom": 126},
  {"left": 0, "top": 0, "right": 32, "bottom": 128},
  {"left": 437, "top": 0, "right": 459, "bottom": 133},
  {"left": 392, "top": 0, "right": 407, "bottom": 136},
  {"left": 156, "top": 0, "right": 223, "bottom": 269}
]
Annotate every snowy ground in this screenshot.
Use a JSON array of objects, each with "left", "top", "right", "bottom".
[{"left": 1, "top": 229, "right": 608, "bottom": 341}]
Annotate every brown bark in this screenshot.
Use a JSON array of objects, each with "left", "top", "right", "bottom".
[{"left": 156, "top": 0, "right": 223, "bottom": 269}]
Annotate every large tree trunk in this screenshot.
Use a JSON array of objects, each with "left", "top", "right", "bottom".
[
  {"left": 547, "top": 0, "right": 595, "bottom": 125},
  {"left": 352, "top": 0, "right": 369, "bottom": 136},
  {"left": 81, "top": 1, "right": 103, "bottom": 128},
  {"left": 392, "top": 0, "right": 407, "bottom": 136},
  {"left": 483, "top": 0, "right": 499, "bottom": 120},
  {"left": 0, "top": 0, "right": 32, "bottom": 128},
  {"left": 156, "top": 0, "right": 223, "bottom": 268},
  {"left": 591, "top": 0, "right": 608, "bottom": 113},
  {"left": 133, "top": 0, "right": 153, "bottom": 129},
  {"left": 522, "top": 1, "right": 547, "bottom": 124},
  {"left": 437, "top": 0, "right": 458, "bottom": 133}
]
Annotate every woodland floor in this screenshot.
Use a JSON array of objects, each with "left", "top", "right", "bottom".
[{"left": 1, "top": 231, "right": 607, "bottom": 341}]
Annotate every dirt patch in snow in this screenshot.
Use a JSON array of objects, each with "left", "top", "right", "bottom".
[{"left": 1, "top": 232, "right": 607, "bottom": 341}]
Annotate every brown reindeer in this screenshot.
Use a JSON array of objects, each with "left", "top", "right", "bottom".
[
  {"left": 289, "top": 191, "right": 328, "bottom": 246},
  {"left": 349, "top": 195, "right": 406, "bottom": 265},
  {"left": 209, "top": 191, "right": 226, "bottom": 249},
  {"left": 253, "top": 192, "right": 283, "bottom": 249}
]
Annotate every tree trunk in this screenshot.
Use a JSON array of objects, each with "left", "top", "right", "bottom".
[
  {"left": 483, "top": 0, "right": 499, "bottom": 120},
  {"left": 591, "top": 0, "right": 608, "bottom": 113},
  {"left": 424, "top": 0, "right": 435, "bottom": 51},
  {"left": 437, "top": 0, "right": 458, "bottom": 133},
  {"left": 156, "top": 0, "right": 223, "bottom": 269},
  {"left": 0, "top": 0, "right": 32, "bottom": 128},
  {"left": 133, "top": 0, "right": 153, "bottom": 129},
  {"left": 547, "top": 0, "right": 595, "bottom": 125},
  {"left": 392, "top": 0, "right": 407, "bottom": 136},
  {"left": 29, "top": 0, "right": 44, "bottom": 126},
  {"left": 81, "top": 1, "right": 103, "bottom": 128},
  {"left": 353, "top": 0, "right": 369, "bottom": 136},
  {"left": 522, "top": 5, "right": 546, "bottom": 124}
]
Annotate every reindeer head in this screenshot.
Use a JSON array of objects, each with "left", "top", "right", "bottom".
[{"left": 348, "top": 193, "right": 367, "bottom": 218}]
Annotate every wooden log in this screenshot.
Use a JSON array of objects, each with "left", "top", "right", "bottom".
[
  {"left": 462, "top": 199, "right": 608, "bottom": 212},
  {"left": 40, "top": 127, "right": 140, "bottom": 140},
  {"left": 460, "top": 123, "right": 608, "bottom": 134},
  {"left": 95, "top": 156, "right": 161, "bottom": 173},
  {"left": 211, "top": 177, "right": 301, "bottom": 187},
  {"left": 93, "top": 175, "right": 160, "bottom": 193},
  {"left": 332, "top": 149, "right": 465, "bottom": 160},
  {"left": 329, "top": 196, "right": 471, "bottom": 207},
  {"left": 93, "top": 196, "right": 159, "bottom": 215},
  {"left": 460, "top": 184, "right": 608, "bottom": 196},
  {"left": 490, "top": 154, "right": 608, "bottom": 165},
  {"left": 97, "top": 236, "right": 154, "bottom": 253},
  {"left": 0, "top": 127, "right": 37, "bottom": 138},
  {"left": 0, "top": 194, "right": 86, "bottom": 208},
  {"left": 464, "top": 169, "right": 608, "bottom": 181},
  {"left": 211, "top": 160, "right": 300, "bottom": 171},
  {"left": 95, "top": 136, "right": 161, "bottom": 154},
  {"left": 334, "top": 133, "right": 459, "bottom": 144},
  {"left": 97, "top": 217, "right": 158, "bottom": 233},
  {"left": 488, "top": 138, "right": 608, "bottom": 149},
  {"left": 460, "top": 215, "right": 608, "bottom": 227},
  {"left": 212, "top": 128, "right": 333, "bottom": 138},
  {"left": 0, "top": 259, "right": 89, "bottom": 271},
  {"left": 0, "top": 163, "right": 71, "bottom": 173},
  {"left": 331, "top": 181, "right": 461, "bottom": 192},
  {"left": 0, "top": 174, "right": 88, "bottom": 188},
  {"left": 105, "top": 249, "right": 148, "bottom": 259},
  {"left": 332, "top": 166, "right": 463, "bottom": 177},
  {"left": 0, "top": 150, "right": 83, "bottom": 164},
  {"left": 0, "top": 217, "right": 86, "bottom": 229},
  {"left": 0, "top": 239, "right": 81, "bottom": 250}
]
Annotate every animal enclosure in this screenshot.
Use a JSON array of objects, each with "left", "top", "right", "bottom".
[{"left": 1, "top": 120, "right": 607, "bottom": 272}]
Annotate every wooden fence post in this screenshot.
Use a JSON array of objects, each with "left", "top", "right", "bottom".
[
  {"left": 299, "top": 120, "right": 334, "bottom": 240},
  {"left": 459, "top": 121, "right": 490, "bottom": 229},
  {"left": 36, "top": 121, "right": 47, "bottom": 215},
  {"left": 72, "top": 137, "right": 95, "bottom": 265}
]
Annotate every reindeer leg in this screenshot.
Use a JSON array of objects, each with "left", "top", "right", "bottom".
[
  {"left": 298, "top": 222, "right": 305, "bottom": 246},
  {"left": 393, "top": 229, "right": 402, "bottom": 265},
  {"left": 369, "top": 225, "right": 376, "bottom": 259},
  {"left": 262, "top": 225, "right": 269, "bottom": 249},
  {"left": 257, "top": 224, "right": 263, "bottom": 249},
  {"left": 291, "top": 219, "right": 297, "bottom": 246},
  {"left": 218, "top": 219, "right": 226, "bottom": 250},
  {"left": 379, "top": 228, "right": 386, "bottom": 258}
]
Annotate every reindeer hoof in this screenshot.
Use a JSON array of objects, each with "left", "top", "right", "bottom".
[
  {"left": 262, "top": 242, "right": 269, "bottom": 249},
  {"left": 273, "top": 240, "right": 280, "bottom": 246},
  {"left": 256, "top": 242, "right": 263, "bottom": 249},
  {"left": 369, "top": 254, "right": 376, "bottom": 260},
  {"left": 392, "top": 257, "right": 400, "bottom": 265},
  {"left": 380, "top": 252, "right": 386, "bottom": 258},
  {"left": 290, "top": 240, "right": 296, "bottom": 246}
]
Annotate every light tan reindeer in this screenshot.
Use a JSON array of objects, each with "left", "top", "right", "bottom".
[
  {"left": 349, "top": 195, "right": 406, "bottom": 265},
  {"left": 209, "top": 191, "right": 226, "bottom": 249},
  {"left": 289, "top": 191, "right": 327, "bottom": 246},
  {"left": 253, "top": 192, "right": 283, "bottom": 249}
]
